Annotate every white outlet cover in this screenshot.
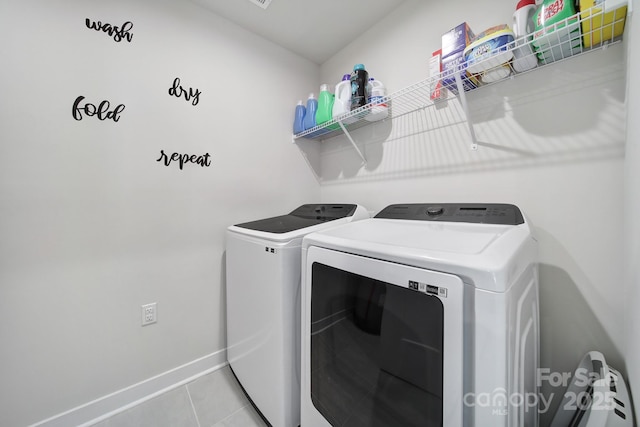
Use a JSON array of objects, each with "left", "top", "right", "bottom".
[{"left": 141, "top": 303, "right": 157, "bottom": 326}]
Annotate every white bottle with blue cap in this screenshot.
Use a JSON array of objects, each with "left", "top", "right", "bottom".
[
  {"left": 332, "top": 74, "right": 354, "bottom": 123},
  {"left": 365, "top": 77, "right": 388, "bottom": 122}
]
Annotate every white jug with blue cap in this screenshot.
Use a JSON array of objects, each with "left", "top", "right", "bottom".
[{"left": 512, "top": 0, "right": 539, "bottom": 72}]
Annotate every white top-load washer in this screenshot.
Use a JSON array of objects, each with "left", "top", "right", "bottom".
[
  {"left": 226, "top": 204, "right": 369, "bottom": 427},
  {"left": 301, "top": 203, "right": 539, "bottom": 427}
]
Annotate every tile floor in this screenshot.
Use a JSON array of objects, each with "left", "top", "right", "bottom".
[{"left": 92, "top": 365, "right": 268, "bottom": 427}]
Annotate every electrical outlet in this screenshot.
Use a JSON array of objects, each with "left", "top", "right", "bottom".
[{"left": 141, "top": 303, "right": 157, "bottom": 326}]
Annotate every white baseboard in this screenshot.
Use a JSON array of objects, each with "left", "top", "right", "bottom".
[{"left": 30, "top": 349, "right": 228, "bottom": 427}]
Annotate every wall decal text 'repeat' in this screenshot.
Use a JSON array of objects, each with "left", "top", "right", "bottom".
[
  {"left": 156, "top": 150, "right": 212, "bottom": 170},
  {"left": 72, "top": 96, "right": 125, "bottom": 122},
  {"left": 85, "top": 18, "right": 134, "bottom": 43},
  {"left": 168, "top": 77, "right": 201, "bottom": 106}
]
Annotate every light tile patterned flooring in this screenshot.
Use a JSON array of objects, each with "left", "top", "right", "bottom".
[{"left": 92, "top": 366, "right": 268, "bottom": 427}]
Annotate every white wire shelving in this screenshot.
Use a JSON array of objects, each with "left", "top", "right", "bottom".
[{"left": 292, "top": 2, "right": 629, "bottom": 164}]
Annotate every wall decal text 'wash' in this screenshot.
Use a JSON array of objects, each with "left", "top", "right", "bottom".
[{"left": 85, "top": 18, "right": 134, "bottom": 43}]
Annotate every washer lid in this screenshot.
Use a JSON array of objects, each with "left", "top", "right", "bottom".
[
  {"left": 307, "top": 218, "right": 515, "bottom": 255},
  {"left": 303, "top": 204, "right": 536, "bottom": 292},
  {"left": 233, "top": 204, "right": 358, "bottom": 234}
]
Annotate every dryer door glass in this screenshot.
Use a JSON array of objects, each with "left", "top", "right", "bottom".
[{"left": 310, "top": 262, "right": 444, "bottom": 427}]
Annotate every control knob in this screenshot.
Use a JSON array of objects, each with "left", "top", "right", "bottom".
[{"left": 426, "top": 206, "right": 444, "bottom": 216}]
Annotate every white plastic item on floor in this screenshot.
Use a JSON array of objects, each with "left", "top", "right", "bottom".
[
  {"left": 549, "top": 351, "right": 634, "bottom": 427},
  {"left": 364, "top": 78, "right": 388, "bottom": 122}
]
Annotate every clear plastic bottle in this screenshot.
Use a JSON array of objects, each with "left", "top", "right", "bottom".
[
  {"left": 315, "top": 84, "right": 334, "bottom": 125},
  {"left": 302, "top": 93, "right": 318, "bottom": 130},
  {"left": 350, "top": 64, "right": 369, "bottom": 111},
  {"left": 332, "top": 74, "right": 353, "bottom": 122},
  {"left": 365, "top": 78, "right": 388, "bottom": 122},
  {"left": 293, "top": 100, "right": 306, "bottom": 134}
]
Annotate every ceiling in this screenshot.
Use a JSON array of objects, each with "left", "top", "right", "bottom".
[{"left": 190, "top": 0, "right": 407, "bottom": 64}]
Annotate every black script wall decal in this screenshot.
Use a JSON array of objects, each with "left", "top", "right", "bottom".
[
  {"left": 168, "top": 78, "right": 201, "bottom": 106},
  {"left": 72, "top": 96, "right": 125, "bottom": 122},
  {"left": 156, "top": 150, "right": 212, "bottom": 170},
  {"left": 85, "top": 18, "right": 134, "bottom": 43}
]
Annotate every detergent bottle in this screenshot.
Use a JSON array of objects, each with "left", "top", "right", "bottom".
[
  {"left": 293, "top": 100, "right": 306, "bottom": 134},
  {"left": 315, "top": 84, "right": 334, "bottom": 125},
  {"left": 332, "top": 74, "right": 352, "bottom": 122},
  {"left": 512, "top": 0, "right": 539, "bottom": 72},
  {"left": 302, "top": 93, "right": 318, "bottom": 130},
  {"left": 532, "top": 0, "right": 581, "bottom": 64},
  {"left": 350, "top": 64, "right": 369, "bottom": 111},
  {"left": 364, "top": 78, "right": 388, "bottom": 122}
]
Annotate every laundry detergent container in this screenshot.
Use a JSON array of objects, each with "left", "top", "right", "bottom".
[
  {"left": 579, "top": 0, "right": 628, "bottom": 48},
  {"left": 532, "top": 0, "right": 582, "bottom": 64},
  {"left": 463, "top": 25, "right": 515, "bottom": 84}
]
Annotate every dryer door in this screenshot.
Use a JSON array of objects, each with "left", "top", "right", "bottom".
[{"left": 302, "top": 246, "right": 465, "bottom": 427}]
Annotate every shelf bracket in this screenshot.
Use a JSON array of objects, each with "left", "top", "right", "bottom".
[
  {"left": 454, "top": 72, "right": 479, "bottom": 150},
  {"left": 338, "top": 121, "right": 367, "bottom": 165}
]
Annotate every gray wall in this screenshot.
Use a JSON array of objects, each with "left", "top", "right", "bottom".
[
  {"left": 0, "top": 1, "right": 319, "bottom": 425},
  {"left": 625, "top": 0, "right": 640, "bottom": 415}
]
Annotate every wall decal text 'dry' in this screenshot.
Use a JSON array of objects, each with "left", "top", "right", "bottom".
[
  {"left": 85, "top": 18, "right": 134, "bottom": 43},
  {"left": 72, "top": 96, "right": 125, "bottom": 122},
  {"left": 157, "top": 150, "right": 212, "bottom": 170},
  {"left": 168, "top": 78, "right": 201, "bottom": 106}
]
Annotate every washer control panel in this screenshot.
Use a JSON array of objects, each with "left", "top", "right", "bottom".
[{"left": 375, "top": 203, "right": 524, "bottom": 225}]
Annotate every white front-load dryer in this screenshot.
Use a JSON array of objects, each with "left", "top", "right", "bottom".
[
  {"left": 226, "top": 204, "right": 369, "bottom": 427},
  {"left": 301, "top": 203, "right": 539, "bottom": 427}
]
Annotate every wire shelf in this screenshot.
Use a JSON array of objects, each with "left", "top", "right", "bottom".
[{"left": 293, "top": 2, "right": 628, "bottom": 144}]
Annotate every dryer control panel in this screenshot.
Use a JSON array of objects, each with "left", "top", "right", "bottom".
[{"left": 375, "top": 203, "right": 524, "bottom": 225}]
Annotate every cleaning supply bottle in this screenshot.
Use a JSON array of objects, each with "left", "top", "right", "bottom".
[
  {"left": 365, "top": 78, "right": 388, "bottom": 122},
  {"left": 512, "top": 0, "right": 538, "bottom": 72},
  {"left": 332, "top": 74, "right": 352, "bottom": 122},
  {"left": 302, "top": 93, "right": 318, "bottom": 130},
  {"left": 532, "top": 0, "right": 581, "bottom": 64},
  {"left": 350, "top": 64, "right": 369, "bottom": 112},
  {"left": 315, "top": 84, "right": 334, "bottom": 125},
  {"left": 293, "top": 100, "right": 306, "bottom": 134}
]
